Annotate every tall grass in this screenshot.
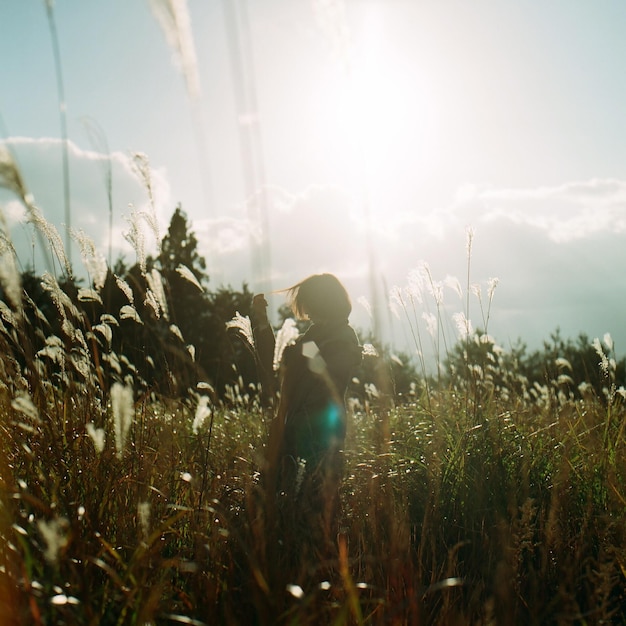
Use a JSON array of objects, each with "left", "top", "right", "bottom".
[
  {"left": 1, "top": 341, "right": 625, "bottom": 624},
  {"left": 0, "top": 154, "right": 625, "bottom": 624}
]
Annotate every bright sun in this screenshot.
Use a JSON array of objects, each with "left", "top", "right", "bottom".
[{"left": 320, "top": 7, "right": 437, "bottom": 209}]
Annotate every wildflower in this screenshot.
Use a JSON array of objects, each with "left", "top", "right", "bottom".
[
  {"left": 120, "top": 305, "right": 143, "bottom": 324},
  {"left": 453, "top": 312, "right": 473, "bottom": 340},
  {"left": 92, "top": 322, "right": 113, "bottom": 348},
  {"left": 192, "top": 395, "right": 211, "bottom": 434},
  {"left": 169, "top": 324, "right": 184, "bottom": 342},
  {"left": 137, "top": 501, "right": 151, "bottom": 538},
  {"left": 36, "top": 336, "right": 66, "bottom": 369},
  {"left": 0, "top": 144, "right": 28, "bottom": 199},
  {"left": 71, "top": 228, "right": 107, "bottom": 290},
  {"left": 273, "top": 318, "right": 299, "bottom": 371},
  {"left": 51, "top": 594, "right": 79, "bottom": 606},
  {"left": 0, "top": 220, "right": 21, "bottom": 311},
  {"left": 78, "top": 288, "right": 103, "bottom": 304},
  {"left": 406, "top": 266, "right": 425, "bottom": 304},
  {"left": 362, "top": 343, "right": 378, "bottom": 357},
  {"left": 37, "top": 517, "right": 69, "bottom": 563},
  {"left": 388, "top": 285, "right": 403, "bottom": 319},
  {"left": 226, "top": 312, "right": 255, "bottom": 351},
  {"left": 111, "top": 382, "right": 134, "bottom": 458},
  {"left": 176, "top": 264, "right": 203, "bottom": 291},
  {"left": 146, "top": 268, "right": 168, "bottom": 320},
  {"left": 422, "top": 312, "right": 437, "bottom": 338},
  {"left": 427, "top": 279, "right": 444, "bottom": 306},
  {"left": 115, "top": 274, "right": 134, "bottom": 304},
  {"left": 28, "top": 206, "right": 72, "bottom": 278},
  {"left": 148, "top": 0, "right": 201, "bottom": 100},
  {"left": 41, "top": 271, "right": 79, "bottom": 322},
  {"left": 444, "top": 275, "right": 463, "bottom": 299},
  {"left": 364, "top": 383, "right": 379, "bottom": 399},
  {"left": 555, "top": 357, "right": 573, "bottom": 372},
  {"left": 592, "top": 337, "right": 610, "bottom": 375},
  {"left": 124, "top": 205, "right": 146, "bottom": 274},
  {"left": 556, "top": 374, "right": 574, "bottom": 386},
  {"left": 86, "top": 423, "right": 105, "bottom": 454},
  {"left": 130, "top": 153, "right": 161, "bottom": 246},
  {"left": 144, "top": 289, "right": 161, "bottom": 319},
  {"left": 487, "top": 277, "right": 499, "bottom": 301}
]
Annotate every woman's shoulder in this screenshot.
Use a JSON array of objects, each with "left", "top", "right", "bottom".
[{"left": 313, "top": 321, "right": 360, "bottom": 351}]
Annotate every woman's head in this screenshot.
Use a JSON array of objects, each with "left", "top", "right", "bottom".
[{"left": 286, "top": 273, "right": 352, "bottom": 322}]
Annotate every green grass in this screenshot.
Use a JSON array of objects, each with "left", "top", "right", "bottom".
[{"left": 1, "top": 361, "right": 625, "bottom": 624}]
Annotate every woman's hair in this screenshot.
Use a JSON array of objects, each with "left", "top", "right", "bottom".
[{"left": 285, "top": 273, "right": 352, "bottom": 321}]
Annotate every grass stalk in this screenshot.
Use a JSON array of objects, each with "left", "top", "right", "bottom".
[{"left": 44, "top": 0, "right": 72, "bottom": 267}]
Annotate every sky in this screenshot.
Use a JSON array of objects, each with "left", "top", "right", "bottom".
[{"left": 2, "top": 0, "right": 626, "bottom": 363}]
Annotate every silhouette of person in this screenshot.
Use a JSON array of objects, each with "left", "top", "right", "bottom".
[{"left": 251, "top": 274, "right": 362, "bottom": 548}]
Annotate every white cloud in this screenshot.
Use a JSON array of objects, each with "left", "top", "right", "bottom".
[
  {"left": 457, "top": 178, "right": 626, "bottom": 242},
  {"left": 196, "top": 184, "right": 369, "bottom": 289},
  {"left": 206, "top": 216, "right": 254, "bottom": 255}
]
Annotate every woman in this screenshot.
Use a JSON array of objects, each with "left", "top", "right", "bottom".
[{"left": 251, "top": 274, "right": 362, "bottom": 510}]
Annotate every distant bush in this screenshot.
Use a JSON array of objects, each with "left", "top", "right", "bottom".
[{"left": 444, "top": 328, "right": 626, "bottom": 406}]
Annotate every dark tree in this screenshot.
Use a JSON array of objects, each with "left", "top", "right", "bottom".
[
  {"left": 158, "top": 205, "right": 207, "bottom": 277},
  {"left": 4, "top": 207, "right": 274, "bottom": 399},
  {"left": 148, "top": 206, "right": 256, "bottom": 395}
]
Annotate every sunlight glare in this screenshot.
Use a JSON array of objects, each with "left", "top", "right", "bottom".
[{"left": 324, "top": 7, "right": 437, "bottom": 205}]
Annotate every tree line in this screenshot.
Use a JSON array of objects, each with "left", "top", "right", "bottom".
[{"left": 2, "top": 206, "right": 623, "bottom": 405}]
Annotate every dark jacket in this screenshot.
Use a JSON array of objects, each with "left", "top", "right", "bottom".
[
  {"left": 253, "top": 317, "right": 361, "bottom": 463},
  {"left": 279, "top": 320, "right": 361, "bottom": 461}
]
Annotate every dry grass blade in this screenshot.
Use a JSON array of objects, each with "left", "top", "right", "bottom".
[{"left": 148, "top": 0, "right": 201, "bottom": 100}]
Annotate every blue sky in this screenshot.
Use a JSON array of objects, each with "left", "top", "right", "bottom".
[{"left": 2, "top": 0, "right": 626, "bottom": 360}]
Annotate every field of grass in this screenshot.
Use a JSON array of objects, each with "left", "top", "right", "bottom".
[{"left": 1, "top": 281, "right": 625, "bottom": 625}]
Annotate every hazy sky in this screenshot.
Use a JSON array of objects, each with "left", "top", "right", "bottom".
[{"left": 2, "top": 0, "right": 626, "bottom": 360}]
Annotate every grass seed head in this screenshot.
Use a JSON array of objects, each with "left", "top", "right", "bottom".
[
  {"left": 111, "top": 382, "right": 134, "bottom": 458},
  {"left": 86, "top": 422, "right": 105, "bottom": 454},
  {"left": 37, "top": 517, "right": 69, "bottom": 564}
]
